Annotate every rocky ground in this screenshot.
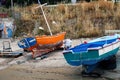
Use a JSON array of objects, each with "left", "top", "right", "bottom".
[{"left": 0, "top": 38, "right": 120, "bottom": 80}]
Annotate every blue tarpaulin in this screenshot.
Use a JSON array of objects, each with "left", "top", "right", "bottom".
[{"left": 7, "top": 28, "right": 12, "bottom": 38}]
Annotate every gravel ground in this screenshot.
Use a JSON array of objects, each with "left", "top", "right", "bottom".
[{"left": 0, "top": 38, "right": 120, "bottom": 80}]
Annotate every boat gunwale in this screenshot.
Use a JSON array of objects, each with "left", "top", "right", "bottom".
[
  {"left": 63, "top": 39, "right": 120, "bottom": 54},
  {"left": 88, "top": 39, "right": 120, "bottom": 50}
]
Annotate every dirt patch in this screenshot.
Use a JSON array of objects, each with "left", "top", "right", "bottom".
[{"left": 0, "top": 65, "right": 106, "bottom": 80}]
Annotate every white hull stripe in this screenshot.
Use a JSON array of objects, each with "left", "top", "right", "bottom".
[{"left": 99, "top": 41, "right": 120, "bottom": 56}]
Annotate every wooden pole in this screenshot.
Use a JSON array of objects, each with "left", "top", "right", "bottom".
[
  {"left": 38, "top": 0, "right": 52, "bottom": 36},
  {"left": 11, "top": 0, "right": 13, "bottom": 17}
]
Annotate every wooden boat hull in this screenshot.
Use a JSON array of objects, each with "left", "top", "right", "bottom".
[
  {"left": 18, "top": 37, "right": 37, "bottom": 50},
  {"left": 63, "top": 35, "right": 120, "bottom": 66},
  {"left": 18, "top": 32, "right": 66, "bottom": 50},
  {"left": 32, "top": 41, "right": 63, "bottom": 58},
  {"left": 35, "top": 32, "right": 66, "bottom": 45},
  {"left": 18, "top": 32, "right": 66, "bottom": 58}
]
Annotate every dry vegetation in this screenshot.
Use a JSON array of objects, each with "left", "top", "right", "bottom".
[{"left": 13, "top": 1, "right": 120, "bottom": 38}]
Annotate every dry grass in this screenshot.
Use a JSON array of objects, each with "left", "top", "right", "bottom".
[
  {"left": 82, "top": 2, "right": 95, "bottom": 12},
  {"left": 98, "top": 1, "right": 114, "bottom": 10},
  {"left": 13, "top": 1, "right": 120, "bottom": 38}
]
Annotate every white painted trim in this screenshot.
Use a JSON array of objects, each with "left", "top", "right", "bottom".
[
  {"left": 88, "top": 47, "right": 102, "bottom": 50},
  {"left": 99, "top": 41, "right": 120, "bottom": 56}
]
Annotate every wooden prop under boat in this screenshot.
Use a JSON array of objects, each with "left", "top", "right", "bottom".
[{"left": 18, "top": 32, "right": 66, "bottom": 58}]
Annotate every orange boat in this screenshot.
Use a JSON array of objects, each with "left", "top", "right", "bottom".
[
  {"left": 18, "top": 32, "right": 66, "bottom": 58},
  {"left": 36, "top": 32, "right": 66, "bottom": 45},
  {"left": 18, "top": 0, "right": 66, "bottom": 58}
]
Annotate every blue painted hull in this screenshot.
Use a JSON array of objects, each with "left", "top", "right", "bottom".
[{"left": 18, "top": 37, "right": 37, "bottom": 49}]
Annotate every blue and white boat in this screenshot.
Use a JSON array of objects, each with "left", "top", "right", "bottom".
[{"left": 63, "top": 34, "right": 120, "bottom": 66}]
